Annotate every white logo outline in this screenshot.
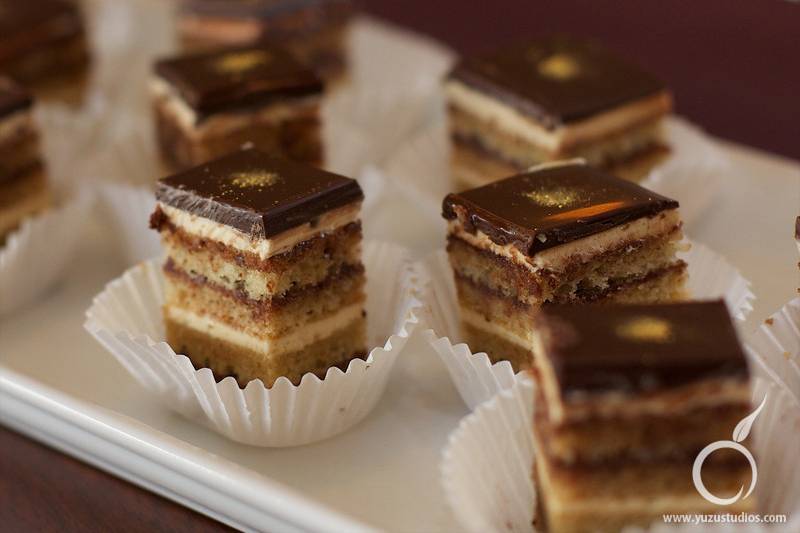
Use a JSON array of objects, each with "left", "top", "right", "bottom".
[{"left": 692, "top": 395, "right": 767, "bottom": 505}]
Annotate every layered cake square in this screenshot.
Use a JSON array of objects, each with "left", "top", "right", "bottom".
[
  {"left": 442, "top": 162, "right": 686, "bottom": 371},
  {"left": 176, "top": 0, "right": 354, "bottom": 80},
  {"left": 531, "top": 301, "right": 755, "bottom": 532},
  {"left": 0, "top": 0, "right": 89, "bottom": 103},
  {"left": 152, "top": 45, "right": 324, "bottom": 172},
  {"left": 0, "top": 78, "right": 50, "bottom": 242},
  {"left": 149, "top": 149, "right": 366, "bottom": 386},
  {"left": 445, "top": 35, "right": 672, "bottom": 188}
]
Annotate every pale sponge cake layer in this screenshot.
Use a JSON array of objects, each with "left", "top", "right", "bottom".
[
  {"left": 160, "top": 221, "right": 362, "bottom": 299},
  {"left": 166, "top": 313, "right": 367, "bottom": 387},
  {"left": 163, "top": 263, "right": 365, "bottom": 340}
]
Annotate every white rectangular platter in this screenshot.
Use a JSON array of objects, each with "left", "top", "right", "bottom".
[{"left": 1, "top": 140, "right": 798, "bottom": 533}]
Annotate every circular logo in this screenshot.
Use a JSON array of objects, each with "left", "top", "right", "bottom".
[{"left": 692, "top": 440, "right": 757, "bottom": 505}]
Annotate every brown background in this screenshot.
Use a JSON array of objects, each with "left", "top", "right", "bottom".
[
  {"left": 365, "top": 0, "right": 800, "bottom": 160},
  {"left": 2, "top": 2, "right": 797, "bottom": 532}
]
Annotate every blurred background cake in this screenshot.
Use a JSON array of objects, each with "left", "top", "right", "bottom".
[{"left": 176, "top": 0, "right": 355, "bottom": 81}]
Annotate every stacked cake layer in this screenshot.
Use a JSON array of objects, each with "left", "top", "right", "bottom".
[
  {"left": 150, "top": 149, "right": 366, "bottom": 386},
  {"left": 177, "top": 0, "right": 354, "bottom": 80},
  {"left": 445, "top": 35, "right": 672, "bottom": 188},
  {"left": 0, "top": 0, "right": 89, "bottom": 102},
  {"left": 152, "top": 45, "right": 324, "bottom": 172},
  {"left": 531, "top": 302, "right": 756, "bottom": 532},
  {"left": 442, "top": 162, "right": 686, "bottom": 371},
  {"left": 0, "top": 77, "right": 50, "bottom": 241}
]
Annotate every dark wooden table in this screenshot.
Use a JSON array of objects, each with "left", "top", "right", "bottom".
[{"left": 3, "top": 2, "right": 797, "bottom": 532}]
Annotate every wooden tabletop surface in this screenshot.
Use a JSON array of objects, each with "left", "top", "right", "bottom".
[{"left": 2, "top": 1, "right": 796, "bottom": 532}]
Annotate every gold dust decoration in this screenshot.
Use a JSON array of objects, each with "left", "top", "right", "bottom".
[
  {"left": 615, "top": 317, "right": 674, "bottom": 343},
  {"left": 524, "top": 187, "right": 580, "bottom": 209},
  {"left": 537, "top": 53, "right": 580, "bottom": 81},
  {"left": 229, "top": 171, "right": 281, "bottom": 189},
  {"left": 214, "top": 50, "right": 270, "bottom": 74}
]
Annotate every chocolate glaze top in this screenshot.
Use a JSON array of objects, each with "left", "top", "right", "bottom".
[
  {"left": 0, "top": 0, "right": 84, "bottom": 63},
  {"left": 0, "top": 77, "right": 32, "bottom": 118},
  {"left": 539, "top": 301, "right": 749, "bottom": 399},
  {"left": 154, "top": 44, "right": 322, "bottom": 116},
  {"left": 154, "top": 148, "right": 363, "bottom": 239},
  {"left": 442, "top": 163, "right": 679, "bottom": 256},
  {"left": 448, "top": 34, "right": 668, "bottom": 129}
]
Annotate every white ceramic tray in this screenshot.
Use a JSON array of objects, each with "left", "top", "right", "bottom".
[{"left": 1, "top": 139, "right": 798, "bottom": 533}]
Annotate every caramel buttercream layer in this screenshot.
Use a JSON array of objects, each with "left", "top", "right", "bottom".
[
  {"left": 153, "top": 202, "right": 360, "bottom": 261},
  {"left": 449, "top": 102, "right": 665, "bottom": 168},
  {"left": 446, "top": 79, "right": 671, "bottom": 153}
]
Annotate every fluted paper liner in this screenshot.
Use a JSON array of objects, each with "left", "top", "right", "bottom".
[
  {"left": 441, "top": 377, "right": 800, "bottom": 533},
  {"left": 745, "top": 298, "right": 800, "bottom": 404},
  {"left": 0, "top": 190, "right": 93, "bottom": 315},
  {"left": 380, "top": 116, "right": 728, "bottom": 226},
  {"left": 84, "top": 241, "right": 424, "bottom": 446},
  {"left": 421, "top": 241, "right": 756, "bottom": 410}
]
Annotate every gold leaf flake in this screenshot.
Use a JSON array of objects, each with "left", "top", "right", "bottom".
[
  {"left": 615, "top": 317, "right": 674, "bottom": 343},
  {"left": 229, "top": 171, "right": 281, "bottom": 189},
  {"left": 214, "top": 50, "right": 270, "bottom": 74},
  {"left": 538, "top": 53, "right": 580, "bottom": 81},
  {"left": 524, "top": 187, "right": 580, "bottom": 208}
]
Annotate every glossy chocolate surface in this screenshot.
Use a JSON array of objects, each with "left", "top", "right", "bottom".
[
  {"left": 0, "top": 0, "right": 84, "bottom": 62},
  {"left": 155, "top": 45, "right": 322, "bottom": 116},
  {"left": 442, "top": 163, "right": 679, "bottom": 255},
  {"left": 449, "top": 34, "right": 667, "bottom": 128},
  {"left": 540, "top": 300, "right": 749, "bottom": 397},
  {"left": 154, "top": 149, "right": 362, "bottom": 238},
  {"left": 0, "top": 77, "right": 32, "bottom": 118}
]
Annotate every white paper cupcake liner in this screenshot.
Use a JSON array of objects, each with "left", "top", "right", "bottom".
[
  {"left": 441, "top": 377, "right": 800, "bottom": 533},
  {"left": 0, "top": 190, "right": 94, "bottom": 316},
  {"left": 84, "top": 241, "right": 424, "bottom": 447},
  {"left": 420, "top": 240, "right": 755, "bottom": 410},
  {"left": 96, "top": 182, "right": 160, "bottom": 264},
  {"left": 379, "top": 116, "right": 729, "bottom": 227},
  {"left": 745, "top": 298, "right": 800, "bottom": 404}
]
